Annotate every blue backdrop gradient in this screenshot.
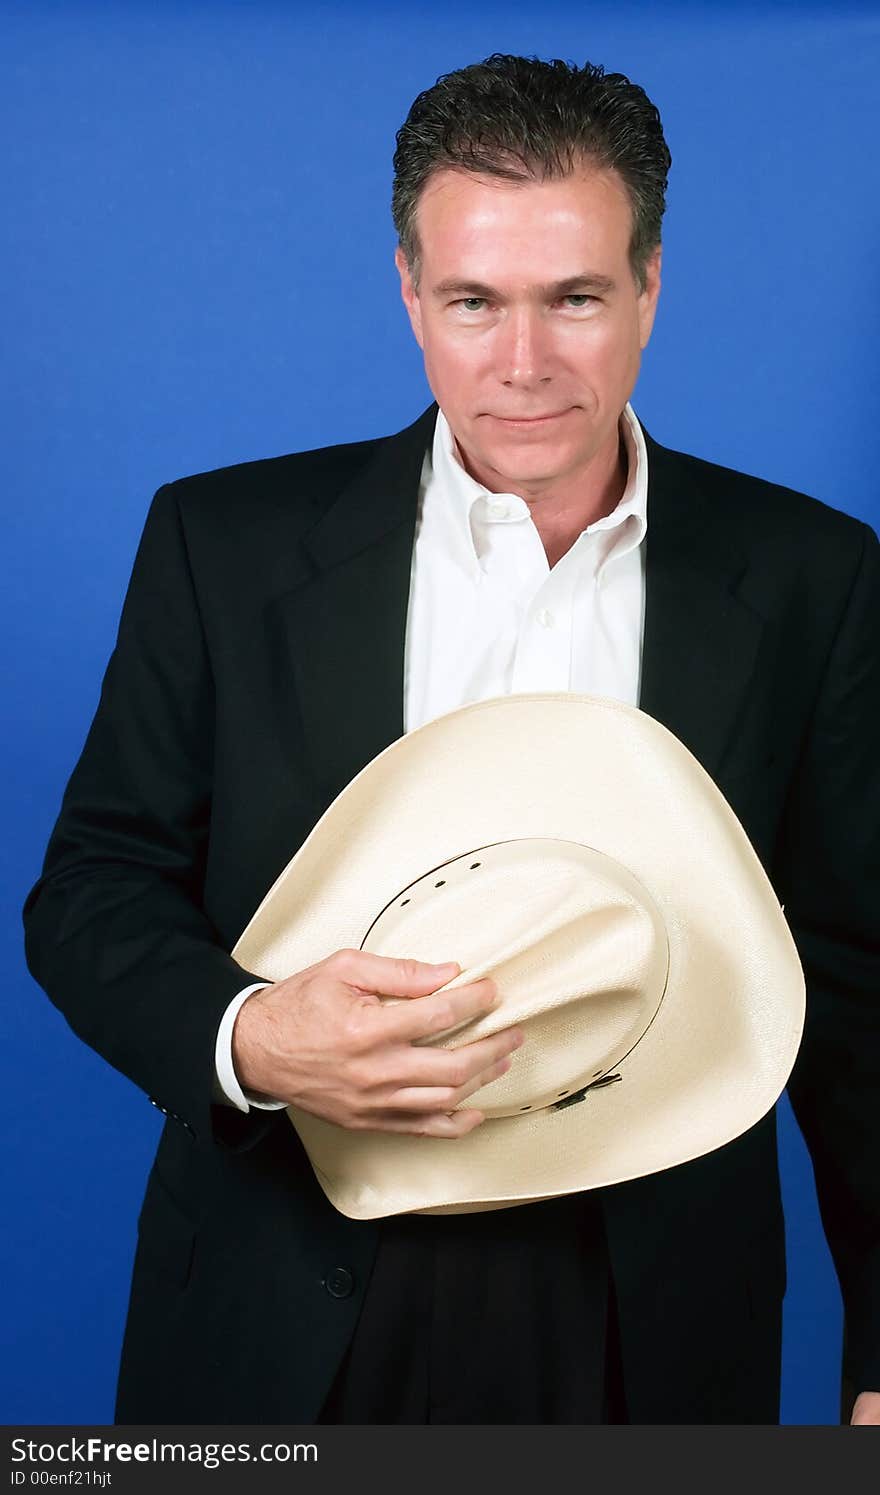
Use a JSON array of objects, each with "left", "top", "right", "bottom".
[{"left": 3, "top": 0, "right": 879, "bottom": 1425}]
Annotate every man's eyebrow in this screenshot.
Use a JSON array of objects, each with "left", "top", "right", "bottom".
[
  {"left": 551, "top": 274, "right": 616, "bottom": 296},
  {"left": 430, "top": 279, "right": 499, "bottom": 301},
  {"left": 431, "top": 273, "right": 616, "bottom": 299}
]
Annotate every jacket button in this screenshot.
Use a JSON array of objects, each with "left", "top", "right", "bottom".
[{"left": 324, "top": 1266, "right": 355, "bottom": 1299}]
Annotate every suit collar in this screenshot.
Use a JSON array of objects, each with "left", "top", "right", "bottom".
[
  {"left": 302, "top": 403, "right": 437, "bottom": 572},
  {"left": 281, "top": 407, "right": 765, "bottom": 810},
  {"left": 274, "top": 407, "right": 435, "bottom": 808},
  {"left": 641, "top": 428, "right": 749, "bottom": 582},
  {"left": 299, "top": 405, "right": 749, "bottom": 585},
  {"left": 638, "top": 430, "right": 764, "bottom": 783}
]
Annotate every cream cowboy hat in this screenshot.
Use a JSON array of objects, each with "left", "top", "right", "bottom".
[{"left": 233, "top": 693, "right": 805, "bottom": 1221}]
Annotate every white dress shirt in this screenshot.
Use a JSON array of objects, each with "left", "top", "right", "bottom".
[{"left": 215, "top": 403, "right": 649, "bottom": 1111}]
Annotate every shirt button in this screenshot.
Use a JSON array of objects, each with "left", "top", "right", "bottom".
[
  {"left": 488, "top": 499, "right": 509, "bottom": 518},
  {"left": 537, "top": 608, "right": 555, "bottom": 628},
  {"left": 324, "top": 1266, "right": 355, "bottom": 1299}
]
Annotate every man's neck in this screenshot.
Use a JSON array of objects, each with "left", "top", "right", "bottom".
[{"left": 456, "top": 427, "right": 629, "bottom": 568}]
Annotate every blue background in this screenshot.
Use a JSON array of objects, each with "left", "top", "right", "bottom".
[{"left": 3, "top": 0, "right": 879, "bottom": 1425}]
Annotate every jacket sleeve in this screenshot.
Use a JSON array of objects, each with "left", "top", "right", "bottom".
[
  {"left": 23, "top": 483, "right": 271, "bottom": 1150},
  {"left": 776, "top": 520, "right": 880, "bottom": 1392}
]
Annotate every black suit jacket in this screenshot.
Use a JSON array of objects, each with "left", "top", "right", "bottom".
[{"left": 24, "top": 404, "right": 880, "bottom": 1424}]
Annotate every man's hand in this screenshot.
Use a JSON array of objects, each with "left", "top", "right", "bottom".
[
  {"left": 231, "top": 948, "right": 523, "bottom": 1138},
  {"left": 851, "top": 1390, "right": 880, "bottom": 1424}
]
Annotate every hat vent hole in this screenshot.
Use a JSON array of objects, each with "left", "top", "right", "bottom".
[
  {"left": 400, "top": 898, "right": 410, "bottom": 906},
  {"left": 520, "top": 1105, "right": 531, "bottom": 1112},
  {"left": 435, "top": 880, "right": 446, "bottom": 888},
  {"left": 470, "top": 862, "right": 481, "bottom": 870}
]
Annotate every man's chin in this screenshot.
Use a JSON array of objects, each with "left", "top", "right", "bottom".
[{"left": 471, "top": 442, "right": 581, "bottom": 492}]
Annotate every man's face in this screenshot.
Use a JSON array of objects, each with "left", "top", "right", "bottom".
[{"left": 395, "top": 164, "right": 661, "bottom": 496}]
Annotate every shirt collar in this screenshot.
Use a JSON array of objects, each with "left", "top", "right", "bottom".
[{"left": 430, "top": 402, "right": 649, "bottom": 566}]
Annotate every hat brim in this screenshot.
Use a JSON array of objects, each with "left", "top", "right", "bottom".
[{"left": 233, "top": 693, "right": 805, "bottom": 1219}]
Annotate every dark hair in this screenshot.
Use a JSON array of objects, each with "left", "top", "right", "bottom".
[{"left": 392, "top": 54, "right": 671, "bottom": 292}]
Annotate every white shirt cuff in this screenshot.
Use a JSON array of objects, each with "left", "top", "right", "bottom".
[{"left": 213, "top": 982, "right": 289, "bottom": 1113}]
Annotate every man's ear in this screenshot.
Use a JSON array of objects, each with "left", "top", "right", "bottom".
[
  {"left": 637, "top": 247, "right": 662, "bottom": 350},
  {"left": 395, "top": 245, "right": 424, "bottom": 349}
]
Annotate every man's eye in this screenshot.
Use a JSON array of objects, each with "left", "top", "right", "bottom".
[
  {"left": 458, "top": 297, "right": 488, "bottom": 312},
  {"left": 562, "top": 294, "right": 595, "bottom": 307}
]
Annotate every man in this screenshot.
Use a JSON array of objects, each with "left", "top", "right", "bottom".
[{"left": 23, "top": 54, "right": 880, "bottom": 1424}]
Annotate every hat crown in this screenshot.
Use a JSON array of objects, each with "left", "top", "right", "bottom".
[{"left": 362, "top": 838, "right": 670, "bottom": 1118}]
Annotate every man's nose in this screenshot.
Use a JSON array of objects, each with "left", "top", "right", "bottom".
[{"left": 495, "top": 307, "right": 553, "bottom": 387}]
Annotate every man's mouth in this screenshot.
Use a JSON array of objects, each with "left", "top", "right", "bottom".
[{"left": 486, "top": 409, "right": 573, "bottom": 426}]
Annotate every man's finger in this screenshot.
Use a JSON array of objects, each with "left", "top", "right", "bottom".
[
  {"left": 850, "top": 1389, "right": 880, "bottom": 1424},
  {"left": 374, "top": 1027, "right": 523, "bottom": 1092},
  {"left": 384, "top": 1051, "right": 515, "bottom": 1112},
  {"left": 379, "top": 976, "right": 499, "bottom": 1042},
  {"left": 329, "top": 947, "right": 462, "bottom": 996},
  {"left": 361, "top": 1107, "right": 487, "bottom": 1138}
]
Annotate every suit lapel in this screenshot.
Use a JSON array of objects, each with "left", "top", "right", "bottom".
[
  {"left": 274, "top": 405, "right": 437, "bottom": 808},
  {"left": 639, "top": 433, "right": 767, "bottom": 784},
  {"left": 276, "top": 408, "right": 768, "bottom": 815}
]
